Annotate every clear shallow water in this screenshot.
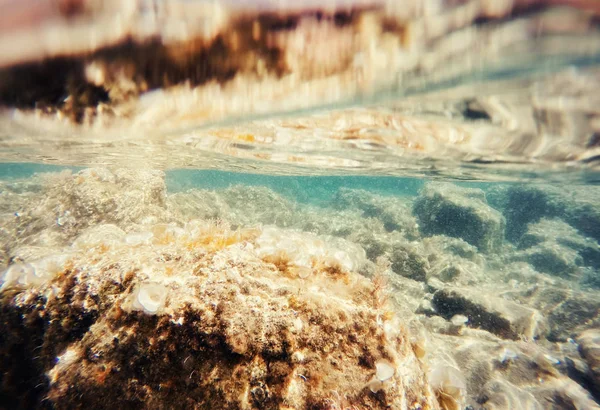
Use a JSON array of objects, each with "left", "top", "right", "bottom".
[
  {"left": 1, "top": 2, "right": 600, "bottom": 409},
  {"left": 1, "top": 162, "right": 599, "bottom": 409}
]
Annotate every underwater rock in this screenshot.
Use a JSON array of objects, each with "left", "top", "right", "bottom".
[
  {"left": 0, "top": 222, "right": 439, "bottom": 410},
  {"left": 428, "top": 258, "right": 487, "bottom": 287},
  {"left": 423, "top": 235, "right": 481, "bottom": 263},
  {"left": 170, "top": 185, "right": 307, "bottom": 230},
  {"left": 493, "top": 184, "right": 600, "bottom": 243},
  {"left": 512, "top": 241, "right": 582, "bottom": 278},
  {"left": 441, "top": 335, "right": 600, "bottom": 410},
  {"left": 299, "top": 207, "right": 374, "bottom": 239},
  {"left": 413, "top": 183, "right": 505, "bottom": 253},
  {"left": 72, "top": 224, "right": 126, "bottom": 249},
  {"left": 499, "top": 261, "right": 557, "bottom": 286},
  {"left": 332, "top": 188, "right": 420, "bottom": 240},
  {"left": 519, "top": 218, "right": 600, "bottom": 269},
  {"left": 577, "top": 329, "right": 600, "bottom": 400},
  {"left": 168, "top": 189, "right": 231, "bottom": 221},
  {"left": 431, "top": 287, "right": 548, "bottom": 340},
  {"left": 582, "top": 267, "right": 600, "bottom": 289},
  {"left": 5, "top": 168, "right": 170, "bottom": 253},
  {"left": 389, "top": 240, "right": 430, "bottom": 282},
  {"left": 220, "top": 185, "right": 300, "bottom": 228},
  {"left": 517, "top": 286, "right": 600, "bottom": 342},
  {"left": 3, "top": 170, "right": 600, "bottom": 408}
]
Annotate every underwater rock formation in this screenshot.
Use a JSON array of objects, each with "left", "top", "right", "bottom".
[
  {"left": 332, "top": 188, "right": 420, "bottom": 240},
  {"left": 518, "top": 218, "right": 600, "bottom": 270},
  {"left": 431, "top": 287, "right": 548, "bottom": 341},
  {"left": 2, "top": 168, "right": 171, "bottom": 252},
  {"left": 413, "top": 183, "right": 505, "bottom": 253},
  {"left": 513, "top": 241, "right": 582, "bottom": 278},
  {"left": 0, "top": 219, "right": 439, "bottom": 409},
  {"left": 438, "top": 334, "right": 600, "bottom": 410},
  {"left": 2, "top": 170, "right": 600, "bottom": 409},
  {"left": 492, "top": 184, "right": 600, "bottom": 243}
]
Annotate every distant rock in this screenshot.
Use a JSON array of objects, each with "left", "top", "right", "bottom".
[
  {"left": 491, "top": 184, "right": 600, "bottom": 243},
  {"left": 423, "top": 235, "right": 481, "bottom": 262},
  {"left": 332, "top": 188, "right": 420, "bottom": 239},
  {"left": 513, "top": 241, "right": 582, "bottom": 278},
  {"left": 413, "top": 183, "right": 505, "bottom": 253},
  {"left": 2, "top": 168, "right": 171, "bottom": 255},
  {"left": 389, "top": 240, "right": 430, "bottom": 281},
  {"left": 519, "top": 218, "right": 600, "bottom": 269},
  {"left": 168, "top": 189, "right": 229, "bottom": 221}
]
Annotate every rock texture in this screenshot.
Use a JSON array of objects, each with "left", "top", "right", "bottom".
[
  {"left": 493, "top": 184, "right": 600, "bottom": 243},
  {"left": 0, "top": 220, "right": 438, "bottom": 410},
  {"left": 2, "top": 171, "right": 600, "bottom": 409},
  {"left": 578, "top": 329, "right": 600, "bottom": 400},
  {"left": 413, "top": 183, "right": 505, "bottom": 253}
]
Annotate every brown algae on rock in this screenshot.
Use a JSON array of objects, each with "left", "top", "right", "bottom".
[{"left": 0, "top": 204, "right": 437, "bottom": 408}]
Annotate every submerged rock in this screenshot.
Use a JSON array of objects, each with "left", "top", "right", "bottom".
[
  {"left": 513, "top": 241, "right": 582, "bottom": 278},
  {"left": 332, "top": 188, "right": 420, "bottom": 240},
  {"left": 493, "top": 184, "right": 600, "bottom": 243},
  {"left": 423, "top": 235, "right": 481, "bottom": 262},
  {"left": 431, "top": 287, "right": 548, "bottom": 341},
  {"left": 413, "top": 183, "right": 505, "bottom": 253},
  {"left": 3, "top": 170, "right": 600, "bottom": 408},
  {"left": 445, "top": 335, "right": 600, "bottom": 410},
  {"left": 390, "top": 240, "right": 430, "bottom": 282},
  {"left": 4, "top": 168, "right": 171, "bottom": 253},
  {"left": 518, "top": 218, "right": 600, "bottom": 270},
  {"left": 515, "top": 286, "right": 600, "bottom": 342},
  {"left": 0, "top": 222, "right": 438, "bottom": 410},
  {"left": 577, "top": 329, "right": 600, "bottom": 400}
]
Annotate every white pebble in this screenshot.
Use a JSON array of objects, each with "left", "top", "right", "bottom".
[
  {"left": 133, "top": 283, "right": 168, "bottom": 314},
  {"left": 375, "top": 359, "right": 395, "bottom": 382},
  {"left": 451, "top": 314, "right": 469, "bottom": 326}
]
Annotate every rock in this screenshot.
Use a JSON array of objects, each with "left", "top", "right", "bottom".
[
  {"left": 520, "top": 287, "right": 600, "bottom": 342},
  {"left": 413, "top": 183, "right": 505, "bottom": 253},
  {"left": 577, "top": 329, "right": 600, "bottom": 400},
  {"left": 499, "top": 262, "right": 556, "bottom": 286},
  {"left": 0, "top": 222, "right": 439, "bottom": 410},
  {"left": 332, "top": 188, "right": 420, "bottom": 239},
  {"left": 431, "top": 287, "right": 548, "bottom": 340},
  {"left": 426, "top": 334, "right": 600, "bottom": 410},
  {"left": 512, "top": 241, "right": 582, "bottom": 278},
  {"left": 519, "top": 218, "right": 600, "bottom": 269},
  {"left": 168, "top": 189, "right": 229, "bottom": 221},
  {"left": 492, "top": 184, "right": 600, "bottom": 243},
  {"left": 220, "top": 185, "right": 299, "bottom": 228},
  {"left": 428, "top": 258, "right": 486, "bottom": 286},
  {"left": 3, "top": 168, "right": 600, "bottom": 408},
  {"left": 390, "top": 240, "right": 430, "bottom": 282},
  {"left": 6, "top": 168, "right": 170, "bottom": 252},
  {"left": 298, "top": 208, "right": 365, "bottom": 238},
  {"left": 423, "top": 235, "right": 481, "bottom": 262},
  {"left": 582, "top": 268, "right": 600, "bottom": 289}
]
